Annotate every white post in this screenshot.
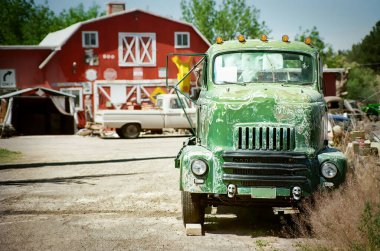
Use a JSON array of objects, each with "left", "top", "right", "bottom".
[
  {"left": 137, "top": 85, "right": 141, "bottom": 104},
  {"left": 0, "top": 97, "right": 13, "bottom": 138}
]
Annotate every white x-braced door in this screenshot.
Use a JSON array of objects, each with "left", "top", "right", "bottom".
[{"left": 118, "top": 33, "right": 156, "bottom": 67}]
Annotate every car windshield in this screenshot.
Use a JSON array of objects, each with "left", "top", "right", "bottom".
[{"left": 213, "top": 51, "right": 314, "bottom": 85}]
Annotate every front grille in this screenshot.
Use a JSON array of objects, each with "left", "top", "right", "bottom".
[
  {"left": 222, "top": 151, "right": 311, "bottom": 189},
  {"left": 236, "top": 126, "right": 295, "bottom": 151},
  {"left": 232, "top": 167, "right": 297, "bottom": 176}
]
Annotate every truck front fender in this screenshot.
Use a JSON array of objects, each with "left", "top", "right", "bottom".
[
  {"left": 179, "top": 145, "right": 215, "bottom": 193},
  {"left": 317, "top": 147, "right": 347, "bottom": 187}
]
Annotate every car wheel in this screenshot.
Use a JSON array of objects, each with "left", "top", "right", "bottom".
[{"left": 117, "top": 124, "right": 141, "bottom": 139}]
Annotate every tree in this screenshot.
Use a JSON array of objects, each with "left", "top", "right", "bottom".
[
  {"left": 24, "top": 3, "right": 57, "bottom": 44},
  {"left": 180, "top": 0, "right": 216, "bottom": 43},
  {"left": 0, "top": 0, "right": 54, "bottom": 44},
  {"left": 349, "top": 20, "right": 380, "bottom": 72},
  {"left": 180, "top": 0, "right": 270, "bottom": 42},
  {"left": 346, "top": 67, "right": 380, "bottom": 103},
  {"left": 215, "top": 0, "right": 269, "bottom": 40},
  {"left": 345, "top": 21, "right": 380, "bottom": 103},
  {"left": 51, "top": 3, "right": 104, "bottom": 32},
  {"left": 0, "top": 0, "right": 104, "bottom": 45},
  {"left": 295, "top": 26, "right": 336, "bottom": 67}
]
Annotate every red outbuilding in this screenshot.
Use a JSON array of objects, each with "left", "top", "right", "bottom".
[{"left": 0, "top": 3, "right": 210, "bottom": 130}]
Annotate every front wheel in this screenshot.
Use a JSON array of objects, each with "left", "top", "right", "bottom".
[
  {"left": 116, "top": 123, "right": 141, "bottom": 139},
  {"left": 181, "top": 191, "right": 205, "bottom": 225}
]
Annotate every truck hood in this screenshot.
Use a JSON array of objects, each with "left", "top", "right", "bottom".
[
  {"left": 205, "top": 84, "right": 323, "bottom": 104},
  {"left": 199, "top": 85, "right": 326, "bottom": 156}
]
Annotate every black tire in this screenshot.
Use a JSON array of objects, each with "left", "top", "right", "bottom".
[
  {"left": 116, "top": 124, "right": 141, "bottom": 139},
  {"left": 181, "top": 191, "right": 205, "bottom": 225}
]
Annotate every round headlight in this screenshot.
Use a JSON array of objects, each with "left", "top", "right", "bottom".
[
  {"left": 191, "top": 159, "right": 208, "bottom": 176},
  {"left": 321, "top": 162, "right": 338, "bottom": 179}
]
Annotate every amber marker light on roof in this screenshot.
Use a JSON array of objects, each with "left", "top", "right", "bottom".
[
  {"left": 282, "top": 35, "right": 289, "bottom": 42},
  {"left": 216, "top": 37, "right": 223, "bottom": 44},
  {"left": 305, "top": 37, "right": 312, "bottom": 45},
  {"left": 260, "top": 34, "right": 268, "bottom": 42},
  {"left": 237, "top": 34, "right": 246, "bottom": 43}
]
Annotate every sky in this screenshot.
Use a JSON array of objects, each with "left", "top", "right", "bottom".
[{"left": 36, "top": 0, "right": 380, "bottom": 51}]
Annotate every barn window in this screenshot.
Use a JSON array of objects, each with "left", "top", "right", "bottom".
[
  {"left": 118, "top": 33, "right": 156, "bottom": 67},
  {"left": 60, "top": 88, "right": 83, "bottom": 111},
  {"left": 175, "top": 32, "right": 190, "bottom": 48},
  {"left": 82, "top": 31, "right": 99, "bottom": 48}
]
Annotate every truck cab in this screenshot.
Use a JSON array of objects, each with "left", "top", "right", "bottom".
[
  {"left": 175, "top": 35, "right": 347, "bottom": 225},
  {"left": 96, "top": 94, "right": 196, "bottom": 139}
]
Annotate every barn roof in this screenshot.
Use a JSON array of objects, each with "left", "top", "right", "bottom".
[
  {"left": 39, "top": 8, "right": 211, "bottom": 48},
  {"left": 0, "top": 45, "right": 56, "bottom": 50},
  {"left": 39, "top": 23, "right": 81, "bottom": 48}
]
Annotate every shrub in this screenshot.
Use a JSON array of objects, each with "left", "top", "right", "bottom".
[
  {"left": 292, "top": 154, "right": 380, "bottom": 251},
  {"left": 357, "top": 202, "right": 380, "bottom": 250},
  {"left": 287, "top": 118, "right": 380, "bottom": 251}
]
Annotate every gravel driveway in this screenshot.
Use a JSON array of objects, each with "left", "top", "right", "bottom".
[{"left": 0, "top": 136, "right": 310, "bottom": 250}]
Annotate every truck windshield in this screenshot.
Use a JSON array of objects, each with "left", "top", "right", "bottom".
[{"left": 214, "top": 51, "right": 314, "bottom": 85}]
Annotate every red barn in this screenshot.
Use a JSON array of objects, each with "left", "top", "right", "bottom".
[{"left": 0, "top": 4, "right": 210, "bottom": 129}]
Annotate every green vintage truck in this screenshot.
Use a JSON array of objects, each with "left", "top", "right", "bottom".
[{"left": 171, "top": 35, "right": 347, "bottom": 225}]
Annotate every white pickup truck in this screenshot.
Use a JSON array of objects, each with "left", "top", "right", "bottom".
[{"left": 95, "top": 94, "right": 196, "bottom": 139}]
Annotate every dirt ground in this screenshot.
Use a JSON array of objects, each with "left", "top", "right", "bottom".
[{"left": 0, "top": 135, "right": 311, "bottom": 251}]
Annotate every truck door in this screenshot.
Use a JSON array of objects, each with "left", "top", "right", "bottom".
[{"left": 165, "top": 97, "right": 195, "bottom": 128}]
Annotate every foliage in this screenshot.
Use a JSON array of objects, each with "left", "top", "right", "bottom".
[
  {"left": 295, "top": 26, "right": 327, "bottom": 54},
  {"left": 295, "top": 25, "right": 380, "bottom": 103},
  {"left": 346, "top": 67, "right": 380, "bottom": 103},
  {"left": 345, "top": 21, "right": 380, "bottom": 103},
  {"left": 180, "top": 0, "right": 270, "bottom": 42},
  {"left": 214, "top": 0, "right": 270, "bottom": 41},
  {"left": 0, "top": 0, "right": 104, "bottom": 45},
  {"left": 357, "top": 202, "right": 380, "bottom": 250},
  {"left": 290, "top": 152, "right": 380, "bottom": 251},
  {"left": 50, "top": 3, "right": 104, "bottom": 32},
  {"left": 255, "top": 239, "right": 269, "bottom": 249},
  {"left": 0, "top": 148, "right": 21, "bottom": 162},
  {"left": 295, "top": 26, "right": 343, "bottom": 68},
  {"left": 349, "top": 21, "right": 380, "bottom": 72},
  {"left": 180, "top": 0, "right": 216, "bottom": 44},
  {"left": 0, "top": 0, "right": 54, "bottom": 44}
]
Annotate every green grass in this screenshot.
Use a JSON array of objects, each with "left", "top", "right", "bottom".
[
  {"left": 0, "top": 148, "right": 21, "bottom": 162},
  {"left": 293, "top": 242, "right": 329, "bottom": 251},
  {"left": 255, "top": 239, "right": 270, "bottom": 248}
]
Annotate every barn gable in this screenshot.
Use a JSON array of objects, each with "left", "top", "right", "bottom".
[{"left": 39, "top": 9, "right": 210, "bottom": 49}]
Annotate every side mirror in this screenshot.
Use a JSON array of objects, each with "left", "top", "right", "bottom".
[{"left": 190, "top": 87, "right": 201, "bottom": 101}]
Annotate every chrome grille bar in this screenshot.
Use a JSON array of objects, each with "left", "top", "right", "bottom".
[{"left": 237, "top": 126, "right": 295, "bottom": 151}]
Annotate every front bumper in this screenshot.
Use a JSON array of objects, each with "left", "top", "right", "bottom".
[
  {"left": 178, "top": 146, "right": 346, "bottom": 200},
  {"left": 222, "top": 151, "right": 313, "bottom": 192}
]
